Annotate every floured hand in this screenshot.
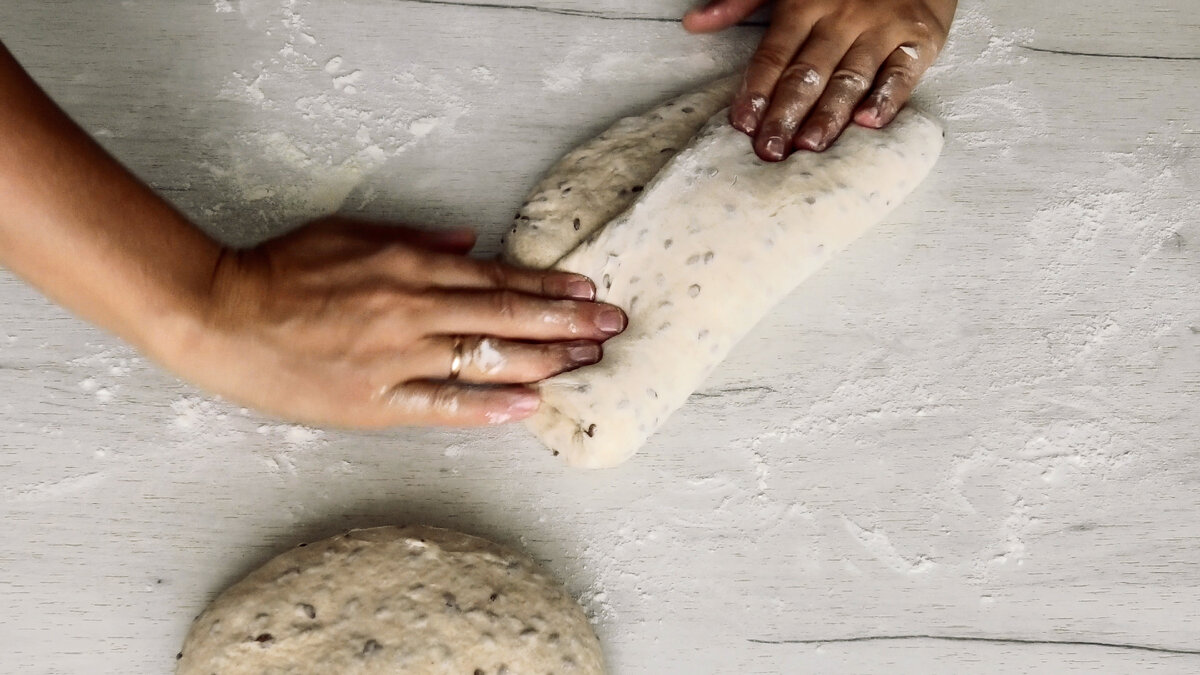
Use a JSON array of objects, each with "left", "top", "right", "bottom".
[
  {"left": 177, "top": 217, "right": 626, "bottom": 428},
  {"left": 683, "top": 0, "right": 956, "bottom": 159}
]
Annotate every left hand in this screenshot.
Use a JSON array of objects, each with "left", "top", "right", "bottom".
[{"left": 683, "top": 0, "right": 957, "bottom": 160}]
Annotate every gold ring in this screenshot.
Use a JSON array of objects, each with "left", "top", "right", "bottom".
[{"left": 448, "top": 336, "right": 465, "bottom": 380}]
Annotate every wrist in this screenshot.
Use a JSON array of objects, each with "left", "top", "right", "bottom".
[{"left": 132, "top": 239, "right": 230, "bottom": 376}]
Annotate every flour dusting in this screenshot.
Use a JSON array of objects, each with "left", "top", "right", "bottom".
[
  {"left": 558, "top": 0, "right": 1199, "bottom": 647},
  {"left": 202, "top": 0, "right": 469, "bottom": 240}
]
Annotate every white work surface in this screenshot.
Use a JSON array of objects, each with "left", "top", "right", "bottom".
[{"left": 2, "top": 1, "right": 1199, "bottom": 673}]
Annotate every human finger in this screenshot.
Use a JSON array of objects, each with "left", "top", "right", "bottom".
[
  {"left": 728, "top": 12, "right": 815, "bottom": 137},
  {"left": 682, "top": 0, "right": 768, "bottom": 34},
  {"left": 424, "top": 290, "right": 627, "bottom": 342},
  {"left": 406, "top": 336, "right": 602, "bottom": 384},
  {"left": 379, "top": 381, "right": 541, "bottom": 426},
  {"left": 412, "top": 253, "right": 597, "bottom": 300},
  {"left": 393, "top": 226, "right": 477, "bottom": 254},
  {"left": 753, "top": 28, "right": 855, "bottom": 161},
  {"left": 310, "top": 217, "right": 478, "bottom": 254},
  {"left": 793, "top": 38, "right": 889, "bottom": 152},
  {"left": 854, "top": 41, "right": 936, "bottom": 129}
]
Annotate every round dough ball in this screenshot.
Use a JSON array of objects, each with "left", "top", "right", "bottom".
[{"left": 177, "top": 526, "right": 605, "bottom": 675}]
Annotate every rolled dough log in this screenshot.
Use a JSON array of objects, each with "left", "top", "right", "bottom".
[
  {"left": 502, "top": 75, "right": 740, "bottom": 268},
  {"left": 177, "top": 526, "right": 604, "bottom": 675},
  {"left": 510, "top": 105, "right": 943, "bottom": 468}
]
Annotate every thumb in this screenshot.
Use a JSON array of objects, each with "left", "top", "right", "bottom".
[{"left": 682, "top": 0, "right": 769, "bottom": 34}]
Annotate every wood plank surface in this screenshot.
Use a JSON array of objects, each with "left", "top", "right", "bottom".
[{"left": 1, "top": 1, "right": 1198, "bottom": 673}]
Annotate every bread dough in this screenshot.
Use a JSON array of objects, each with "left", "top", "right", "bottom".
[
  {"left": 507, "top": 96, "right": 943, "bottom": 468},
  {"left": 502, "top": 75, "right": 740, "bottom": 268},
  {"left": 177, "top": 526, "right": 604, "bottom": 675}
]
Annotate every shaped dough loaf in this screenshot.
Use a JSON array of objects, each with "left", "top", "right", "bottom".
[{"left": 510, "top": 96, "right": 943, "bottom": 468}]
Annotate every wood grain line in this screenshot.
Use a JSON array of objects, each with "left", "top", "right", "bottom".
[
  {"left": 748, "top": 635, "right": 1200, "bottom": 656},
  {"left": 392, "top": 0, "right": 769, "bottom": 25},
  {"left": 690, "top": 385, "right": 778, "bottom": 399},
  {"left": 1020, "top": 45, "right": 1200, "bottom": 61}
]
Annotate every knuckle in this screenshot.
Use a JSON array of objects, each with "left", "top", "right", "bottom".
[
  {"left": 801, "top": 26, "right": 847, "bottom": 53},
  {"left": 779, "top": 62, "right": 824, "bottom": 88},
  {"left": 536, "top": 347, "right": 572, "bottom": 378},
  {"left": 374, "top": 242, "right": 422, "bottom": 276},
  {"left": 881, "top": 63, "right": 917, "bottom": 86},
  {"left": 830, "top": 67, "right": 873, "bottom": 90},
  {"left": 491, "top": 290, "right": 523, "bottom": 320},
  {"left": 478, "top": 260, "right": 511, "bottom": 288},
  {"left": 384, "top": 289, "right": 427, "bottom": 332},
  {"left": 749, "top": 47, "right": 793, "bottom": 73},
  {"left": 906, "top": 19, "right": 939, "bottom": 44},
  {"left": 889, "top": 9, "right": 946, "bottom": 50},
  {"left": 428, "top": 384, "right": 461, "bottom": 413},
  {"left": 358, "top": 284, "right": 397, "bottom": 313}
]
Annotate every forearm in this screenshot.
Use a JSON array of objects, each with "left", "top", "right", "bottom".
[{"left": 0, "top": 41, "right": 219, "bottom": 357}]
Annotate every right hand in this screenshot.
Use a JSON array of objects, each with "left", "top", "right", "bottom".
[
  {"left": 683, "top": 0, "right": 956, "bottom": 160},
  {"left": 168, "top": 217, "right": 626, "bottom": 428}
]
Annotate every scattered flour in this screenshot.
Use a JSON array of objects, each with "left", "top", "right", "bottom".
[
  {"left": 470, "top": 65, "right": 497, "bottom": 84},
  {"left": 553, "top": 2, "right": 1197, "bottom": 641},
  {"left": 544, "top": 48, "right": 722, "bottom": 95},
  {"left": 67, "top": 345, "right": 141, "bottom": 405},
  {"left": 203, "top": 0, "right": 470, "bottom": 239},
  {"left": 168, "top": 396, "right": 328, "bottom": 476},
  {"left": 842, "top": 518, "right": 938, "bottom": 574},
  {"left": 923, "top": 5, "right": 1043, "bottom": 156},
  {"left": 256, "top": 423, "right": 324, "bottom": 447}
]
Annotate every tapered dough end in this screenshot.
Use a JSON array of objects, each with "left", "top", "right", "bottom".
[{"left": 502, "top": 74, "right": 741, "bottom": 269}]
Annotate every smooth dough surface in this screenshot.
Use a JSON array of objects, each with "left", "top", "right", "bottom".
[
  {"left": 177, "top": 526, "right": 604, "bottom": 675},
  {"left": 502, "top": 75, "right": 739, "bottom": 268},
  {"left": 511, "top": 104, "right": 943, "bottom": 468}
]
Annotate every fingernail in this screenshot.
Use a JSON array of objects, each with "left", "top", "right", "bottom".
[
  {"left": 565, "top": 276, "right": 596, "bottom": 300},
  {"left": 855, "top": 104, "right": 881, "bottom": 128},
  {"left": 797, "top": 127, "right": 825, "bottom": 151},
  {"left": 596, "top": 306, "right": 627, "bottom": 334},
  {"left": 566, "top": 341, "right": 601, "bottom": 365},
  {"left": 763, "top": 136, "right": 786, "bottom": 161}
]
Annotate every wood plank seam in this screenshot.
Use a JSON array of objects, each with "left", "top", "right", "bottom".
[
  {"left": 391, "top": 0, "right": 770, "bottom": 25},
  {"left": 748, "top": 635, "right": 1200, "bottom": 656}
]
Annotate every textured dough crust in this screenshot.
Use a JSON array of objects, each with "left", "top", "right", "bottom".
[
  {"left": 177, "top": 526, "right": 604, "bottom": 674},
  {"left": 502, "top": 75, "right": 740, "bottom": 268},
  {"left": 519, "top": 107, "right": 943, "bottom": 468}
]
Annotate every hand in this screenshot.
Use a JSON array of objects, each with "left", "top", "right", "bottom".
[
  {"left": 684, "top": 0, "right": 957, "bottom": 160},
  {"left": 171, "top": 217, "right": 627, "bottom": 428}
]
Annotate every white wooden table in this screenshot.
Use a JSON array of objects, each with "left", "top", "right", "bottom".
[{"left": 2, "top": 1, "right": 1199, "bottom": 673}]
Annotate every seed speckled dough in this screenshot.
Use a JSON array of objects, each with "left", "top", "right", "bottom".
[
  {"left": 512, "top": 98, "right": 943, "bottom": 468},
  {"left": 176, "top": 526, "right": 604, "bottom": 675},
  {"left": 502, "top": 75, "right": 741, "bottom": 269}
]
